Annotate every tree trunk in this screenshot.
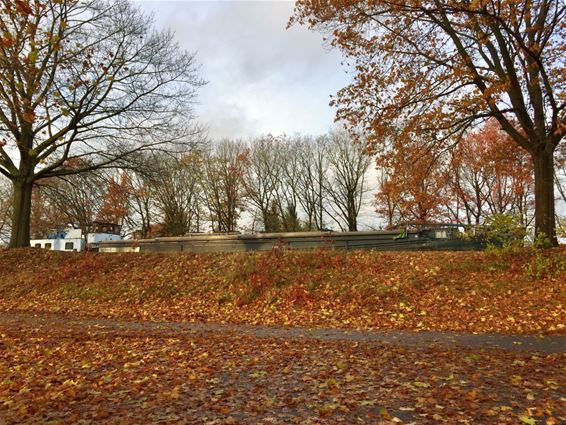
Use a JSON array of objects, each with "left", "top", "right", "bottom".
[
  {"left": 532, "top": 149, "right": 557, "bottom": 246},
  {"left": 9, "top": 179, "right": 33, "bottom": 248},
  {"left": 348, "top": 212, "right": 357, "bottom": 231}
]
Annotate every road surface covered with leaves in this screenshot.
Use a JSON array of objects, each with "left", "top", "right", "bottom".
[{"left": 0, "top": 312, "right": 564, "bottom": 424}]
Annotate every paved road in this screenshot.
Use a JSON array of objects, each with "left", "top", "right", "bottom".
[{"left": 1, "top": 311, "right": 564, "bottom": 353}]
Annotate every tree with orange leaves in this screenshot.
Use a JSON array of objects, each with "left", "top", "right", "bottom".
[
  {"left": 450, "top": 120, "right": 534, "bottom": 226},
  {"left": 97, "top": 174, "right": 130, "bottom": 229},
  {"left": 292, "top": 0, "right": 565, "bottom": 245},
  {"left": 375, "top": 138, "right": 449, "bottom": 226}
]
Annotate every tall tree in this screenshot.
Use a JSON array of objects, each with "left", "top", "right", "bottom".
[
  {"left": 0, "top": 0, "right": 203, "bottom": 247},
  {"left": 29, "top": 183, "right": 67, "bottom": 238},
  {"left": 123, "top": 170, "right": 154, "bottom": 239},
  {"left": 292, "top": 0, "right": 565, "bottom": 245},
  {"left": 554, "top": 142, "right": 566, "bottom": 236},
  {"left": 275, "top": 139, "right": 304, "bottom": 232},
  {"left": 324, "top": 129, "right": 371, "bottom": 231},
  {"left": 375, "top": 139, "right": 448, "bottom": 226},
  {"left": 451, "top": 120, "right": 534, "bottom": 226},
  {"left": 35, "top": 168, "right": 106, "bottom": 234},
  {"left": 374, "top": 172, "right": 399, "bottom": 228},
  {"left": 151, "top": 153, "right": 203, "bottom": 236},
  {"left": 202, "top": 140, "right": 248, "bottom": 233},
  {"left": 97, "top": 173, "right": 130, "bottom": 229},
  {"left": 243, "top": 135, "right": 283, "bottom": 232},
  {"left": 295, "top": 135, "right": 329, "bottom": 230},
  {"left": 554, "top": 141, "right": 566, "bottom": 199},
  {"left": 118, "top": 153, "right": 161, "bottom": 239}
]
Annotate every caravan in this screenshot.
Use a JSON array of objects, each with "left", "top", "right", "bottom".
[{"left": 31, "top": 222, "right": 122, "bottom": 252}]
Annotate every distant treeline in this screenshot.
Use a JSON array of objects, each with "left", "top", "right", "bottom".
[{"left": 2, "top": 122, "right": 566, "bottom": 241}]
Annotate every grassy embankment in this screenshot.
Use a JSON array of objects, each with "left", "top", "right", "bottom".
[{"left": 0, "top": 247, "right": 564, "bottom": 334}]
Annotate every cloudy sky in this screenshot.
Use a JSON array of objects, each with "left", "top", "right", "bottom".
[{"left": 133, "top": 0, "right": 350, "bottom": 140}]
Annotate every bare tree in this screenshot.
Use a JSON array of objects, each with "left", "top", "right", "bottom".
[
  {"left": 274, "top": 139, "right": 304, "bottom": 232},
  {"left": 324, "top": 129, "right": 371, "bottom": 231},
  {"left": 23, "top": 168, "right": 132, "bottom": 241},
  {"left": 555, "top": 143, "right": 566, "bottom": 203},
  {"left": 201, "top": 140, "right": 247, "bottom": 233},
  {"left": 0, "top": 0, "right": 204, "bottom": 247},
  {"left": 243, "top": 135, "right": 284, "bottom": 232},
  {"left": 295, "top": 135, "right": 329, "bottom": 230},
  {"left": 37, "top": 170, "right": 106, "bottom": 233},
  {"left": 152, "top": 153, "right": 204, "bottom": 236},
  {"left": 122, "top": 167, "right": 156, "bottom": 239},
  {"left": 555, "top": 143, "right": 566, "bottom": 236}
]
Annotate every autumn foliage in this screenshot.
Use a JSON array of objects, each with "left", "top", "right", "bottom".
[
  {"left": 375, "top": 139, "right": 448, "bottom": 226},
  {"left": 292, "top": 0, "right": 565, "bottom": 244},
  {"left": 1, "top": 248, "right": 565, "bottom": 423},
  {"left": 375, "top": 120, "right": 534, "bottom": 227},
  {"left": 1, "top": 316, "right": 564, "bottom": 424},
  {"left": 96, "top": 174, "right": 130, "bottom": 226},
  {"left": 0, "top": 248, "right": 564, "bottom": 335},
  {"left": 451, "top": 121, "right": 533, "bottom": 225}
]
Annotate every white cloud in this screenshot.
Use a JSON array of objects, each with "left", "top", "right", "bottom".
[{"left": 134, "top": 0, "right": 350, "bottom": 139}]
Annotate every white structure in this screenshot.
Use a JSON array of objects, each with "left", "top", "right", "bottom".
[{"left": 31, "top": 222, "right": 122, "bottom": 252}]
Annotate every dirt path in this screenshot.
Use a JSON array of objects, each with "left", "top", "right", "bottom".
[{"left": 1, "top": 311, "right": 564, "bottom": 353}]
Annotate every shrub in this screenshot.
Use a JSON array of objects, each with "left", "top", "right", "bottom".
[{"left": 478, "top": 213, "right": 527, "bottom": 250}]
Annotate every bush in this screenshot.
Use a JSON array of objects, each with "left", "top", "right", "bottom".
[{"left": 478, "top": 213, "right": 527, "bottom": 250}]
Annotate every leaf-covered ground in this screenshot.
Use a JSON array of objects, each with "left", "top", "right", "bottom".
[
  {"left": 1, "top": 249, "right": 565, "bottom": 423},
  {"left": 0, "top": 248, "right": 564, "bottom": 334},
  {"left": 0, "top": 313, "right": 564, "bottom": 424}
]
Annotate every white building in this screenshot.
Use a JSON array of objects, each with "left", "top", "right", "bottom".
[{"left": 31, "top": 222, "right": 122, "bottom": 252}]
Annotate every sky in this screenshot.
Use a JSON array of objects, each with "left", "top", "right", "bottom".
[
  {"left": 133, "top": 0, "right": 351, "bottom": 141},
  {"left": 131, "top": 1, "right": 378, "bottom": 230}
]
